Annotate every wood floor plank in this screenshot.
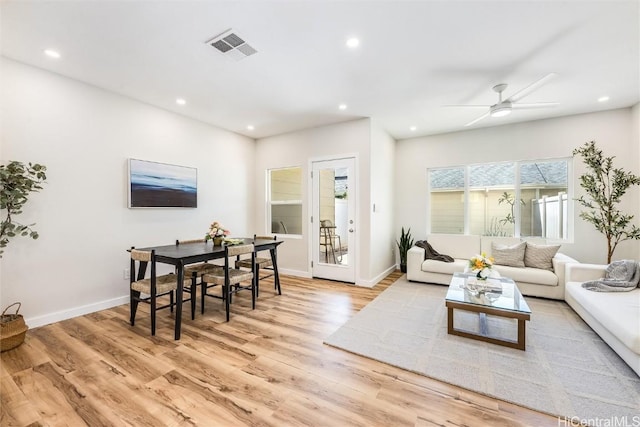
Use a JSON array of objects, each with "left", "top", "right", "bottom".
[
  {"left": 13, "top": 363, "right": 110, "bottom": 426},
  {"left": 0, "top": 272, "right": 557, "bottom": 426},
  {"left": 242, "top": 355, "right": 416, "bottom": 426},
  {"left": 65, "top": 360, "right": 173, "bottom": 427},
  {"left": 0, "top": 370, "right": 42, "bottom": 427},
  {"left": 161, "top": 370, "right": 275, "bottom": 426},
  {"left": 28, "top": 325, "right": 101, "bottom": 374},
  {"left": 0, "top": 334, "right": 51, "bottom": 375},
  {"left": 144, "top": 374, "right": 253, "bottom": 427},
  {"left": 159, "top": 346, "right": 287, "bottom": 413}
]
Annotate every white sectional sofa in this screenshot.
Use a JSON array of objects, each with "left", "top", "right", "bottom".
[
  {"left": 565, "top": 263, "right": 640, "bottom": 376},
  {"left": 407, "top": 234, "right": 578, "bottom": 300}
]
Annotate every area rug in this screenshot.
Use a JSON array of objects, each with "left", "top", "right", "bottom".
[{"left": 324, "top": 277, "right": 640, "bottom": 423}]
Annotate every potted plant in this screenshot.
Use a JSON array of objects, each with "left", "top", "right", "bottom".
[
  {"left": 0, "top": 161, "right": 47, "bottom": 257},
  {"left": 0, "top": 161, "right": 46, "bottom": 351},
  {"left": 205, "top": 221, "right": 230, "bottom": 246},
  {"left": 573, "top": 141, "right": 640, "bottom": 263},
  {"left": 396, "top": 227, "right": 414, "bottom": 273}
]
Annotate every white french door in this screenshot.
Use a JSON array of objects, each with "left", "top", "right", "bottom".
[{"left": 311, "top": 157, "right": 356, "bottom": 283}]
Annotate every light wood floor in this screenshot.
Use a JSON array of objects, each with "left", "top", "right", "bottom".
[{"left": 1, "top": 272, "right": 557, "bottom": 426}]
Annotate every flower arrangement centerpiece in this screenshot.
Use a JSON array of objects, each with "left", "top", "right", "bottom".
[
  {"left": 469, "top": 252, "right": 494, "bottom": 281},
  {"left": 205, "top": 221, "right": 230, "bottom": 246}
]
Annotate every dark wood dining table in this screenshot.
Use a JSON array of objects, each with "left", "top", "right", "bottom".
[{"left": 134, "top": 237, "right": 283, "bottom": 339}]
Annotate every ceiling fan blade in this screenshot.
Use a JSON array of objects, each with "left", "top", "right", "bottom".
[
  {"left": 442, "top": 104, "right": 490, "bottom": 108},
  {"left": 464, "top": 111, "right": 490, "bottom": 127},
  {"left": 507, "top": 73, "right": 557, "bottom": 103},
  {"left": 512, "top": 102, "right": 559, "bottom": 109}
]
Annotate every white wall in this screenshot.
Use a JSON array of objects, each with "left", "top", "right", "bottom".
[
  {"left": 396, "top": 108, "right": 639, "bottom": 264},
  {"left": 0, "top": 58, "right": 256, "bottom": 326},
  {"left": 255, "top": 119, "right": 374, "bottom": 283},
  {"left": 369, "top": 120, "right": 396, "bottom": 279}
]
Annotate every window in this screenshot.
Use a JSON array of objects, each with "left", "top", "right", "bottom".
[
  {"left": 429, "top": 168, "right": 464, "bottom": 234},
  {"left": 428, "top": 158, "right": 570, "bottom": 239},
  {"left": 520, "top": 160, "right": 568, "bottom": 239},
  {"left": 469, "top": 163, "right": 516, "bottom": 236},
  {"left": 267, "top": 167, "right": 302, "bottom": 235}
]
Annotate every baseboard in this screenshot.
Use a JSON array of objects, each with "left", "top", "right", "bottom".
[
  {"left": 25, "top": 295, "right": 130, "bottom": 329},
  {"left": 277, "top": 268, "right": 312, "bottom": 278},
  {"left": 280, "top": 265, "right": 397, "bottom": 287},
  {"left": 356, "top": 264, "right": 398, "bottom": 288}
]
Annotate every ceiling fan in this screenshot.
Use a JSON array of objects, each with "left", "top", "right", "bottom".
[{"left": 446, "top": 73, "right": 559, "bottom": 127}]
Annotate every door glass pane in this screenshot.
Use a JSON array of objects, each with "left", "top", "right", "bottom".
[
  {"left": 318, "top": 167, "right": 349, "bottom": 265},
  {"left": 520, "top": 160, "right": 568, "bottom": 238},
  {"left": 429, "top": 168, "right": 464, "bottom": 234}
]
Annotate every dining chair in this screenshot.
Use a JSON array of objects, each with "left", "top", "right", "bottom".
[
  {"left": 202, "top": 244, "right": 255, "bottom": 321},
  {"left": 235, "top": 235, "right": 280, "bottom": 296},
  {"left": 320, "top": 219, "right": 343, "bottom": 263},
  {"left": 129, "top": 247, "right": 196, "bottom": 336},
  {"left": 177, "top": 238, "right": 224, "bottom": 315}
]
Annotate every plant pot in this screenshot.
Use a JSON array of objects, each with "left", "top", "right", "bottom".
[
  {"left": 400, "top": 264, "right": 407, "bottom": 273},
  {"left": 213, "top": 236, "right": 224, "bottom": 246}
]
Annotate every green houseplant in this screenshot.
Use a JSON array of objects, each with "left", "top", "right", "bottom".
[
  {"left": 396, "top": 227, "right": 414, "bottom": 273},
  {"left": 0, "top": 161, "right": 47, "bottom": 257},
  {"left": 573, "top": 141, "right": 640, "bottom": 263}
]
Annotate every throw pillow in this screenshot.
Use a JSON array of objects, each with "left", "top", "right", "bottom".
[
  {"left": 491, "top": 241, "right": 526, "bottom": 267},
  {"left": 524, "top": 242, "right": 560, "bottom": 271}
]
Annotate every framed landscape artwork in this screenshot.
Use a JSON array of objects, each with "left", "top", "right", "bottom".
[{"left": 128, "top": 159, "right": 197, "bottom": 208}]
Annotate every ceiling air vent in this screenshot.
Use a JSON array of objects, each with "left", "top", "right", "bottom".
[{"left": 206, "top": 29, "right": 257, "bottom": 61}]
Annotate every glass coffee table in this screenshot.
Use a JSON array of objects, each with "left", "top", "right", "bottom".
[{"left": 445, "top": 272, "right": 531, "bottom": 350}]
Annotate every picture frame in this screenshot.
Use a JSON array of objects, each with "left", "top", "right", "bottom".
[{"left": 128, "top": 158, "right": 197, "bottom": 208}]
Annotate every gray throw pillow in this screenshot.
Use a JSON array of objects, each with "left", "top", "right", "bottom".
[
  {"left": 491, "top": 241, "right": 526, "bottom": 267},
  {"left": 524, "top": 242, "right": 560, "bottom": 271}
]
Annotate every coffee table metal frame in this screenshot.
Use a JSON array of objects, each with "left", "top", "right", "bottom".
[{"left": 445, "top": 272, "right": 531, "bottom": 351}]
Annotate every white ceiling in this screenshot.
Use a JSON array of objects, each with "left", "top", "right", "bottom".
[{"left": 1, "top": 1, "right": 638, "bottom": 140}]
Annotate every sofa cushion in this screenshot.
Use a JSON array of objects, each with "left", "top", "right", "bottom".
[
  {"left": 566, "top": 281, "right": 640, "bottom": 354},
  {"left": 524, "top": 242, "right": 560, "bottom": 271},
  {"left": 421, "top": 259, "right": 468, "bottom": 275},
  {"left": 494, "top": 265, "right": 558, "bottom": 286},
  {"left": 481, "top": 236, "right": 522, "bottom": 256},
  {"left": 491, "top": 241, "right": 526, "bottom": 267}
]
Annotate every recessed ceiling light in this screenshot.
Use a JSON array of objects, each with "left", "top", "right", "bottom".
[
  {"left": 346, "top": 38, "right": 360, "bottom": 48},
  {"left": 44, "top": 49, "right": 60, "bottom": 59},
  {"left": 176, "top": 98, "right": 186, "bottom": 105},
  {"left": 338, "top": 104, "right": 347, "bottom": 110},
  {"left": 247, "top": 125, "right": 254, "bottom": 131},
  {"left": 410, "top": 126, "right": 417, "bottom": 131},
  {"left": 598, "top": 96, "right": 610, "bottom": 103}
]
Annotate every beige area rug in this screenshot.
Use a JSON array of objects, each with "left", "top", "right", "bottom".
[{"left": 324, "top": 277, "right": 640, "bottom": 423}]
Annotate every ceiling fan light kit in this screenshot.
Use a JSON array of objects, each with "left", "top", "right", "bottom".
[{"left": 490, "top": 101, "right": 512, "bottom": 117}]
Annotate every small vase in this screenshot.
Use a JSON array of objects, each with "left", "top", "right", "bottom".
[
  {"left": 476, "top": 272, "right": 487, "bottom": 281},
  {"left": 213, "top": 236, "right": 224, "bottom": 246}
]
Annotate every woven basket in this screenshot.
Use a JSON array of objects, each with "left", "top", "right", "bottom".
[{"left": 1, "top": 302, "right": 28, "bottom": 352}]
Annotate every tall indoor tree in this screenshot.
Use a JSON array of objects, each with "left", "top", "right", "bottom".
[
  {"left": 0, "top": 161, "right": 47, "bottom": 257},
  {"left": 573, "top": 141, "right": 640, "bottom": 263}
]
